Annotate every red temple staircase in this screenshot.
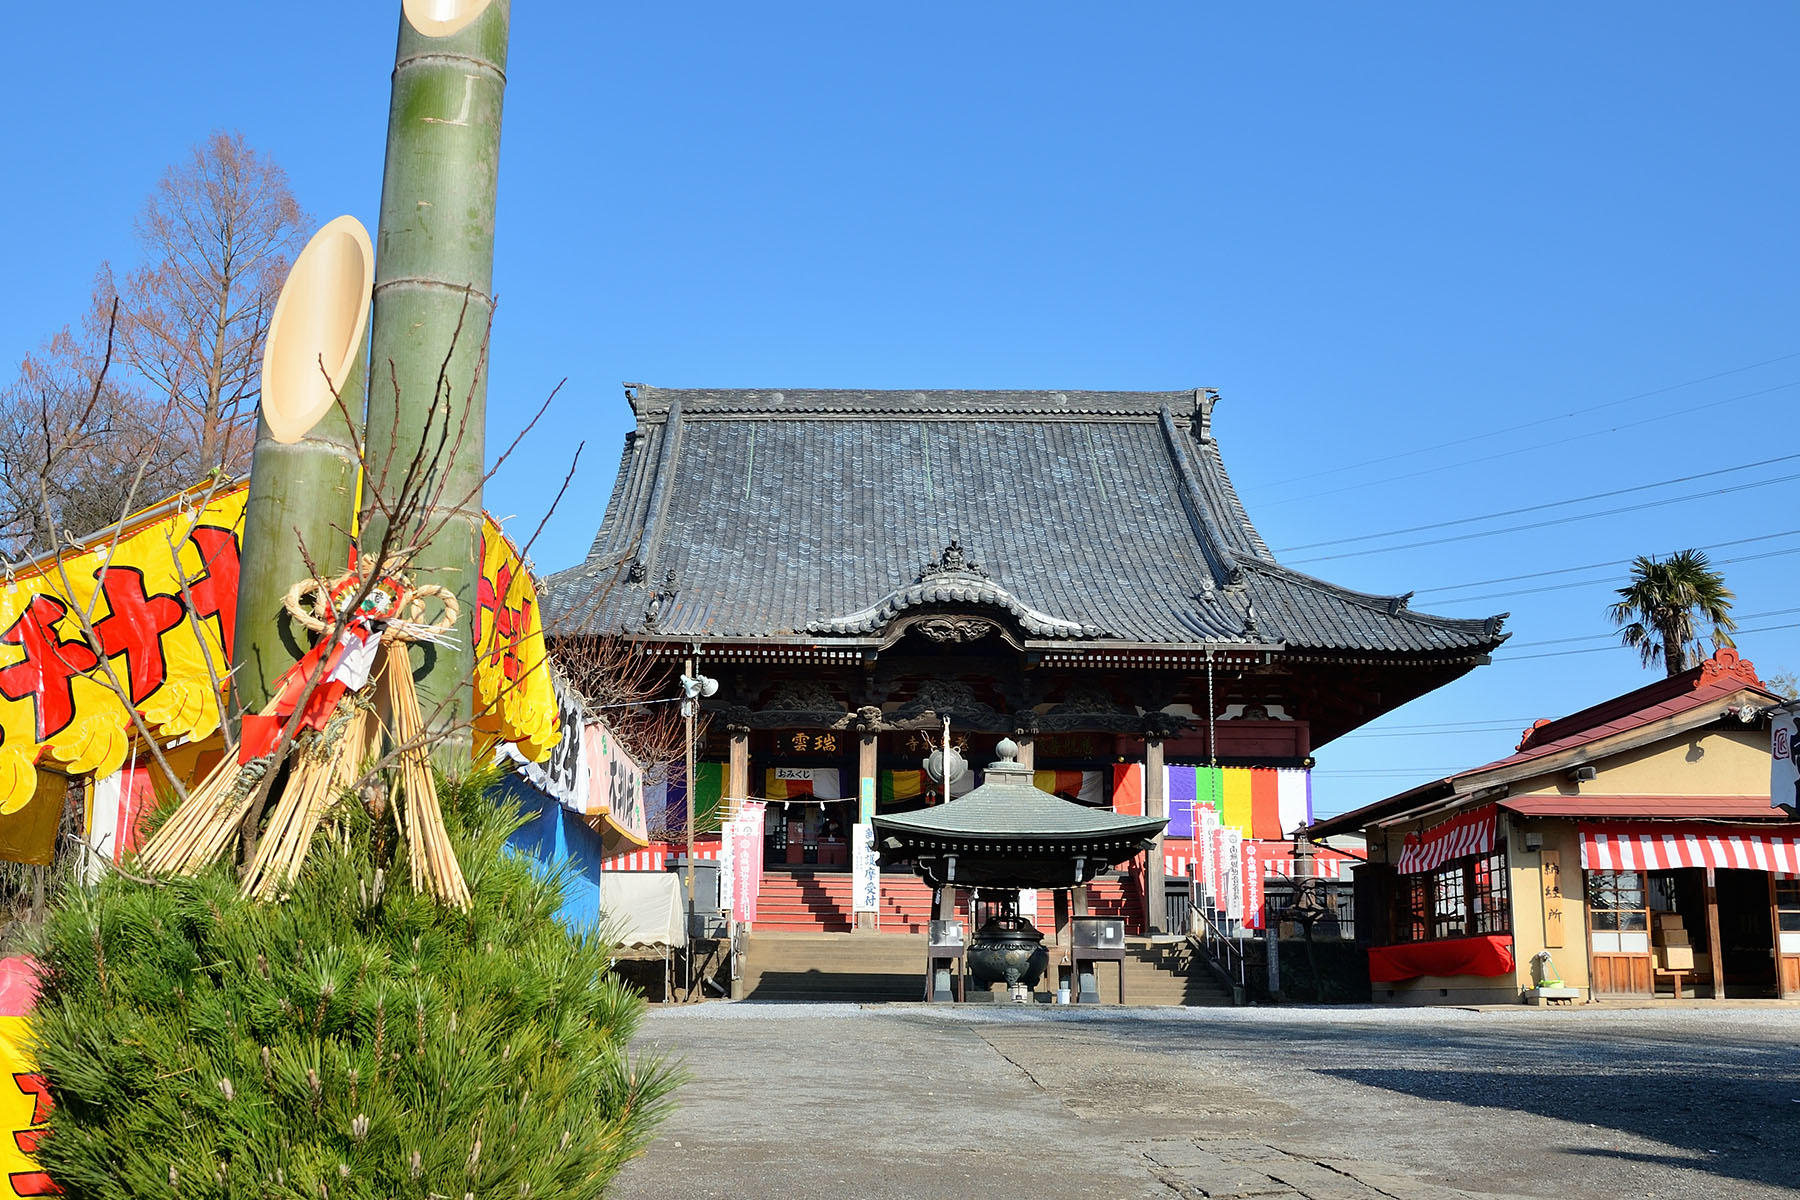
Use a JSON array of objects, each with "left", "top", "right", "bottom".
[{"left": 751, "top": 870, "right": 1146, "bottom": 934}]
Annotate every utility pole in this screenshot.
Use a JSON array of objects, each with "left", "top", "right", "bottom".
[
  {"left": 679, "top": 661, "right": 719, "bottom": 931},
  {"left": 685, "top": 654, "right": 696, "bottom": 928}
]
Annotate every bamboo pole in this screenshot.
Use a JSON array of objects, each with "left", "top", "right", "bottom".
[
  {"left": 233, "top": 217, "right": 374, "bottom": 715},
  {"left": 359, "top": 0, "right": 510, "bottom": 766}
]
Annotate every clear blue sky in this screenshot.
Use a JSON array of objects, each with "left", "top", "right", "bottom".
[{"left": 5, "top": 4, "right": 1796, "bottom": 815}]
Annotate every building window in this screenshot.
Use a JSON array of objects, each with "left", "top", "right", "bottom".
[
  {"left": 1395, "top": 850, "right": 1511, "bottom": 943},
  {"left": 1587, "top": 870, "right": 1650, "bottom": 954},
  {"left": 1468, "top": 851, "right": 1510, "bottom": 935},
  {"left": 1776, "top": 878, "right": 1800, "bottom": 934}
]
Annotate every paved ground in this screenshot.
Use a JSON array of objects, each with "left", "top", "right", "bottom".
[{"left": 614, "top": 1002, "right": 1800, "bottom": 1200}]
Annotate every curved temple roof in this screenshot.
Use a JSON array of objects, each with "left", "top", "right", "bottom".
[{"left": 544, "top": 386, "right": 1506, "bottom": 658}]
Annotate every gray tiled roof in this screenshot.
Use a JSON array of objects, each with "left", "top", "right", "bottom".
[
  {"left": 543, "top": 387, "right": 1506, "bottom": 655},
  {"left": 873, "top": 760, "right": 1167, "bottom": 842}
]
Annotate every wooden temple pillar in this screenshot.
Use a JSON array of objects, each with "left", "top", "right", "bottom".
[
  {"left": 1014, "top": 736, "right": 1035, "bottom": 770},
  {"left": 1144, "top": 735, "right": 1167, "bottom": 934},
  {"left": 727, "top": 727, "right": 750, "bottom": 804}
]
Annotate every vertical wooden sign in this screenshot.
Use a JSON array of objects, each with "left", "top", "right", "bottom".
[{"left": 1541, "top": 849, "right": 1565, "bottom": 948}]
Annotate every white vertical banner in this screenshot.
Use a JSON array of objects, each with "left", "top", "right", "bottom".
[
  {"left": 1197, "top": 807, "right": 1219, "bottom": 900},
  {"left": 718, "top": 811, "right": 739, "bottom": 921},
  {"left": 1018, "top": 889, "right": 1040, "bottom": 923},
  {"left": 852, "top": 823, "right": 880, "bottom": 913},
  {"left": 1223, "top": 829, "right": 1244, "bottom": 924},
  {"left": 86, "top": 770, "right": 123, "bottom": 884},
  {"left": 725, "top": 802, "right": 767, "bottom": 923},
  {"left": 1772, "top": 708, "right": 1798, "bottom": 811},
  {"left": 745, "top": 801, "right": 766, "bottom": 922}
]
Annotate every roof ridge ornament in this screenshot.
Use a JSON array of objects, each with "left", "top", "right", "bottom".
[
  {"left": 1194, "top": 387, "right": 1220, "bottom": 445},
  {"left": 1699, "top": 645, "right": 1761, "bottom": 687},
  {"left": 920, "top": 539, "right": 988, "bottom": 581}
]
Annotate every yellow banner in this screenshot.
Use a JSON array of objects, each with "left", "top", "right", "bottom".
[
  {"left": 0, "top": 482, "right": 561, "bottom": 859},
  {"left": 473, "top": 520, "right": 560, "bottom": 762},
  {"left": 0, "top": 482, "right": 246, "bottom": 821},
  {"left": 0, "top": 1017, "right": 52, "bottom": 1197}
]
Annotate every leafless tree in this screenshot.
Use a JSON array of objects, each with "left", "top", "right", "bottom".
[
  {"left": 113, "top": 131, "right": 308, "bottom": 476},
  {"left": 0, "top": 133, "right": 306, "bottom": 557}
]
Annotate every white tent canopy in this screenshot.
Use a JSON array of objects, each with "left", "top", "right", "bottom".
[{"left": 599, "top": 873, "right": 684, "bottom": 949}]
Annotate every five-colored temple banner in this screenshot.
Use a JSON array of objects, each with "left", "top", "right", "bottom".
[
  {"left": 1031, "top": 769, "right": 1105, "bottom": 804},
  {"left": 1110, "top": 763, "right": 1143, "bottom": 816},
  {"left": 1157, "top": 766, "right": 1313, "bottom": 842},
  {"left": 879, "top": 768, "right": 923, "bottom": 805},
  {"left": 765, "top": 766, "right": 841, "bottom": 800},
  {"left": 649, "top": 762, "right": 727, "bottom": 834}
]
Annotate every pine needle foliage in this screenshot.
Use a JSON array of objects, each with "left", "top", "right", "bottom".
[{"left": 24, "top": 768, "right": 681, "bottom": 1199}]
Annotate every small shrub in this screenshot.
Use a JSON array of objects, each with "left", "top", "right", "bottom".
[{"left": 27, "top": 769, "right": 680, "bottom": 1198}]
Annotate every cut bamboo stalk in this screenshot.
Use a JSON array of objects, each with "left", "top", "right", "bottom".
[
  {"left": 360, "top": 0, "right": 511, "bottom": 765},
  {"left": 233, "top": 217, "right": 374, "bottom": 716}
]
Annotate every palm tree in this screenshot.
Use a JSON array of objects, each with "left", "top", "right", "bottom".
[{"left": 1607, "top": 549, "right": 1737, "bottom": 676}]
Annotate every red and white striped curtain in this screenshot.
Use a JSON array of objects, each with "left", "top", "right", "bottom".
[
  {"left": 1162, "top": 844, "right": 1351, "bottom": 880},
  {"left": 1396, "top": 804, "right": 1496, "bottom": 875},
  {"left": 601, "top": 842, "right": 723, "bottom": 873},
  {"left": 1579, "top": 823, "right": 1800, "bottom": 876}
]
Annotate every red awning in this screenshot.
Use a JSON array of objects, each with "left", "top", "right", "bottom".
[
  {"left": 1502, "top": 795, "right": 1782, "bottom": 819},
  {"left": 1396, "top": 804, "right": 1496, "bottom": 875},
  {"left": 1579, "top": 822, "right": 1800, "bottom": 875},
  {"left": 1368, "top": 935, "right": 1514, "bottom": 983}
]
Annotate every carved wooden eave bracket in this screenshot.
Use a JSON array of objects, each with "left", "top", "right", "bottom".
[{"left": 806, "top": 542, "right": 1105, "bottom": 643}]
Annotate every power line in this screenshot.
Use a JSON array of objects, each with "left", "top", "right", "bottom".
[
  {"left": 1352, "top": 717, "right": 1537, "bottom": 731},
  {"left": 1494, "top": 620, "right": 1800, "bottom": 663},
  {"left": 1276, "top": 451, "right": 1800, "bottom": 554},
  {"left": 1253, "top": 350, "right": 1800, "bottom": 492},
  {"left": 1339, "top": 727, "right": 1532, "bottom": 739},
  {"left": 1425, "top": 544, "right": 1800, "bottom": 606},
  {"left": 1502, "top": 607, "right": 1800, "bottom": 651},
  {"left": 1310, "top": 770, "right": 1465, "bottom": 780},
  {"left": 1254, "top": 378, "right": 1800, "bottom": 511},
  {"left": 1413, "top": 528, "right": 1800, "bottom": 597},
  {"left": 1286, "top": 468, "right": 1800, "bottom": 566}
]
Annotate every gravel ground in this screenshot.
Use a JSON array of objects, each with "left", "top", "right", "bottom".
[{"left": 615, "top": 1003, "right": 1800, "bottom": 1199}]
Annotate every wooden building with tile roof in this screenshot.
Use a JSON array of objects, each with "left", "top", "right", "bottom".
[
  {"left": 1314, "top": 648, "right": 1798, "bottom": 1004},
  {"left": 546, "top": 386, "right": 1509, "bottom": 932}
]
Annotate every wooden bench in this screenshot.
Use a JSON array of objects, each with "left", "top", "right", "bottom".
[{"left": 1653, "top": 967, "right": 1691, "bottom": 999}]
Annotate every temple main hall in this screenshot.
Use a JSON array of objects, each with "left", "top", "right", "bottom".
[{"left": 544, "top": 386, "right": 1507, "bottom": 940}]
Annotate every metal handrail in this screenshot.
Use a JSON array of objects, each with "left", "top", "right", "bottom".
[{"left": 1190, "top": 899, "right": 1246, "bottom": 992}]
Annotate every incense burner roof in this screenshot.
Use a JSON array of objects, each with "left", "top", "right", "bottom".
[{"left": 871, "top": 741, "right": 1165, "bottom": 889}]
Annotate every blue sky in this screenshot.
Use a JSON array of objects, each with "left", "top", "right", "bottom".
[{"left": 5, "top": 4, "right": 1796, "bottom": 815}]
